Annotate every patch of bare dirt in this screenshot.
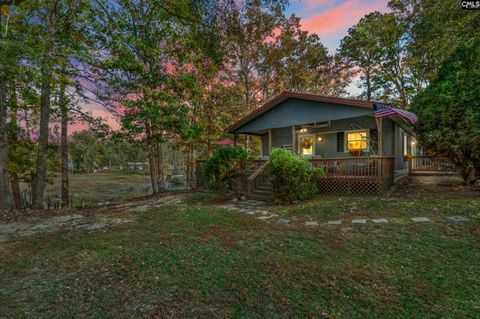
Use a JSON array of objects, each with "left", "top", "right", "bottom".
[
  {"left": 0, "top": 193, "right": 189, "bottom": 243},
  {"left": 388, "top": 175, "right": 479, "bottom": 198},
  {"left": 0, "top": 192, "right": 188, "bottom": 224}
]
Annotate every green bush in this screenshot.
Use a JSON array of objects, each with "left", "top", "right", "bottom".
[
  {"left": 204, "top": 146, "right": 248, "bottom": 195},
  {"left": 268, "top": 148, "right": 324, "bottom": 202}
]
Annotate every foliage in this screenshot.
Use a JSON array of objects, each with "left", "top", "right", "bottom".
[
  {"left": 339, "top": 0, "right": 480, "bottom": 107},
  {"left": 204, "top": 146, "right": 248, "bottom": 195},
  {"left": 389, "top": 0, "right": 480, "bottom": 83},
  {"left": 69, "top": 130, "right": 145, "bottom": 173},
  {"left": 338, "top": 12, "right": 413, "bottom": 107},
  {"left": 268, "top": 148, "right": 323, "bottom": 202},
  {"left": 412, "top": 40, "right": 480, "bottom": 188}
]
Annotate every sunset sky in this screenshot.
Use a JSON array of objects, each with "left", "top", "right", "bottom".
[{"left": 75, "top": 0, "right": 390, "bottom": 133}]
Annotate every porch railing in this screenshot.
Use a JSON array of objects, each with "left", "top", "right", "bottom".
[
  {"left": 196, "top": 156, "right": 396, "bottom": 190},
  {"left": 310, "top": 157, "right": 395, "bottom": 180},
  {"left": 247, "top": 161, "right": 270, "bottom": 195},
  {"left": 409, "top": 156, "right": 456, "bottom": 173}
]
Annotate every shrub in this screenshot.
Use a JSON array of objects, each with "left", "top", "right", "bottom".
[
  {"left": 204, "top": 146, "right": 248, "bottom": 195},
  {"left": 268, "top": 148, "right": 324, "bottom": 202}
]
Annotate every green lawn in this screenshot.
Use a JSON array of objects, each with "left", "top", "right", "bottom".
[{"left": 1, "top": 187, "right": 479, "bottom": 317}]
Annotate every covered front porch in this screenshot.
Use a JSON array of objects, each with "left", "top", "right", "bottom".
[{"left": 223, "top": 92, "right": 420, "bottom": 196}]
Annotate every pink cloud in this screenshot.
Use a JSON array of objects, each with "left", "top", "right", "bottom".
[{"left": 300, "top": 0, "right": 389, "bottom": 35}]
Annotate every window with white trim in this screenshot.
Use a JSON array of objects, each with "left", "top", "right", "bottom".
[{"left": 346, "top": 131, "right": 368, "bottom": 152}]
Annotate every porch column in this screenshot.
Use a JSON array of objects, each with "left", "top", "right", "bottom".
[
  {"left": 233, "top": 133, "right": 237, "bottom": 146},
  {"left": 375, "top": 117, "right": 383, "bottom": 156},
  {"left": 268, "top": 129, "right": 272, "bottom": 156},
  {"left": 291, "top": 126, "right": 296, "bottom": 154}
]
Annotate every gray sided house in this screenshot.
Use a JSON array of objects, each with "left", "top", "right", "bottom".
[{"left": 224, "top": 92, "right": 422, "bottom": 198}]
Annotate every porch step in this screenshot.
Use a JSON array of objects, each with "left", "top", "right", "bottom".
[
  {"left": 248, "top": 193, "right": 272, "bottom": 201},
  {"left": 255, "top": 185, "right": 273, "bottom": 191},
  {"left": 252, "top": 189, "right": 273, "bottom": 196}
]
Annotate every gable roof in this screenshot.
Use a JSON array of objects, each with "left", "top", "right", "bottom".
[{"left": 225, "top": 91, "right": 387, "bottom": 133}]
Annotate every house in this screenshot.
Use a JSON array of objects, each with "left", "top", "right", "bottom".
[
  {"left": 126, "top": 162, "right": 146, "bottom": 170},
  {"left": 223, "top": 92, "right": 422, "bottom": 197}
]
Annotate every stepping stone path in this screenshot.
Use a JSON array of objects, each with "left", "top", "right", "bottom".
[
  {"left": 257, "top": 215, "right": 274, "bottom": 221},
  {"left": 327, "top": 220, "right": 342, "bottom": 225},
  {"left": 214, "top": 199, "right": 473, "bottom": 229},
  {"left": 411, "top": 217, "right": 431, "bottom": 222},
  {"left": 352, "top": 219, "right": 367, "bottom": 224},
  {"left": 447, "top": 216, "right": 469, "bottom": 222},
  {"left": 305, "top": 221, "right": 318, "bottom": 226},
  {"left": 372, "top": 218, "right": 389, "bottom": 224}
]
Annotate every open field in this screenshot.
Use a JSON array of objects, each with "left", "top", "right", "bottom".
[
  {"left": 1, "top": 176, "right": 479, "bottom": 318},
  {"left": 41, "top": 172, "right": 153, "bottom": 207}
]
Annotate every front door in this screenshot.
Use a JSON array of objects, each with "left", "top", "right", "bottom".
[{"left": 298, "top": 135, "right": 315, "bottom": 157}]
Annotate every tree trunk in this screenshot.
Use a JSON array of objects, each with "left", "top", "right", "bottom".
[
  {"left": 32, "top": 13, "right": 54, "bottom": 209},
  {"left": 0, "top": 78, "right": 13, "bottom": 209},
  {"left": 32, "top": 66, "right": 52, "bottom": 209},
  {"left": 7, "top": 81, "right": 20, "bottom": 209},
  {"left": 59, "top": 81, "right": 69, "bottom": 207},
  {"left": 461, "top": 160, "right": 480, "bottom": 190},
  {"left": 148, "top": 151, "right": 159, "bottom": 194},
  {"left": 366, "top": 68, "right": 372, "bottom": 101},
  {"left": 10, "top": 172, "right": 21, "bottom": 209},
  {"left": 156, "top": 143, "right": 163, "bottom": 192}
]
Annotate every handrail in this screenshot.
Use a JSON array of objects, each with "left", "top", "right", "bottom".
[{"left": 247, "top": 161, "right": 269, "bottom": 182}]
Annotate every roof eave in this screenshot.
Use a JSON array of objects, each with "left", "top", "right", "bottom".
[{"left": 225, "top": 91, "right": 378, "bottom": 133}]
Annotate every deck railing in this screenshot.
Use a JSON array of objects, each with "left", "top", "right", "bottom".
[
  {"left": 196, "top": 156, "right": 397, "bottom": 197},
  {"left": 310, "top": 157, "right": 395, "bottom": 180},
  {"left": 409, "top": 156, "right": 456, "bottom": 173}
]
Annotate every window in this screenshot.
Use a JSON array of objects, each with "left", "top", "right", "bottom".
[
  {"left": 298, "top": 135, "right": 314, "bottom": 156},
  {"left": 336, "top": 132, "right": 344, "bottom": 152},
  {"left": 347, "top": 131, "right": 367, "bottom": 151}
]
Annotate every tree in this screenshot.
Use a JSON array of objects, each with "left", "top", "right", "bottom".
[
  {"left": 261, "top": 14, "right": 347, "bottom": 97},
  {"left": 11, "top": 0, "right": 88, "bottom": 209},
  {"left": 411, "top": 40, "right": 480, "bottom": 188},
  {"left": 91, "top": 0, "right": 226, "bottom": 194},
  {"left": 338, "top": 12, "right": 415, "bottom": 107},
  {"left": 389, "top": 0, "right": 480, "bottom": 86},
  {"left": 0, "top": 0, "right": 25, "bottom": 209}
]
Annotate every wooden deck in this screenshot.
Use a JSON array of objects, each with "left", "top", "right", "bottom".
[{"left": 196, "top": 156, "right": 396, "bottom": 196}]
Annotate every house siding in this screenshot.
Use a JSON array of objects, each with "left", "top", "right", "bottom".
[
  {"left": 261, "top": 116, "right": 405, "bottom": 158},
  {"left": 236, "top": 98, "right": 373, "bottom": 133}
]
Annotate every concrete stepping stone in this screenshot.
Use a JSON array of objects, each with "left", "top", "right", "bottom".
[
  {"left": 277, "top": 219, "right": 290, "bottom": 225},
  {"left": 411, "top": 217, "right": 431, "bottom": 222},
  {"left": 305, "top": 221, "right": 319, "bottom": 226},
  {"left": 447, "top": 216, "right": 469, "bottom": 222},
  {"left": 352, "top": 219, "right": 367, "bottom": 224},
  {"left": 372, "top": 218, "right": 389, "bottom": 224},
  {"left": 327, "top": 220, "right": 341, "bottom": 225},
  {"left": 257, "top": 215, "right": 273, "bottom": 221},
  {"left": 245, "top": 211, "right": 256, "bottom": 215}
]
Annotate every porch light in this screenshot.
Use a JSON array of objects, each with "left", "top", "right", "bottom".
[
  {"left": 317, "top": 137, "right": 322, "bottom": 142},
  {"left": 412, "top": 141, "right": 416, "bottom": 145},
  {"left": 299, "top": 128, "right": 307, "bottom": 133}
]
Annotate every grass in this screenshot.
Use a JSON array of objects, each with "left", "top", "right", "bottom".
[
  {"left": 1, "top": 189, "right": 480, "bottom": 317},
  {"left": 42, "top": 171, "right": 153, "bottom": 207}
]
